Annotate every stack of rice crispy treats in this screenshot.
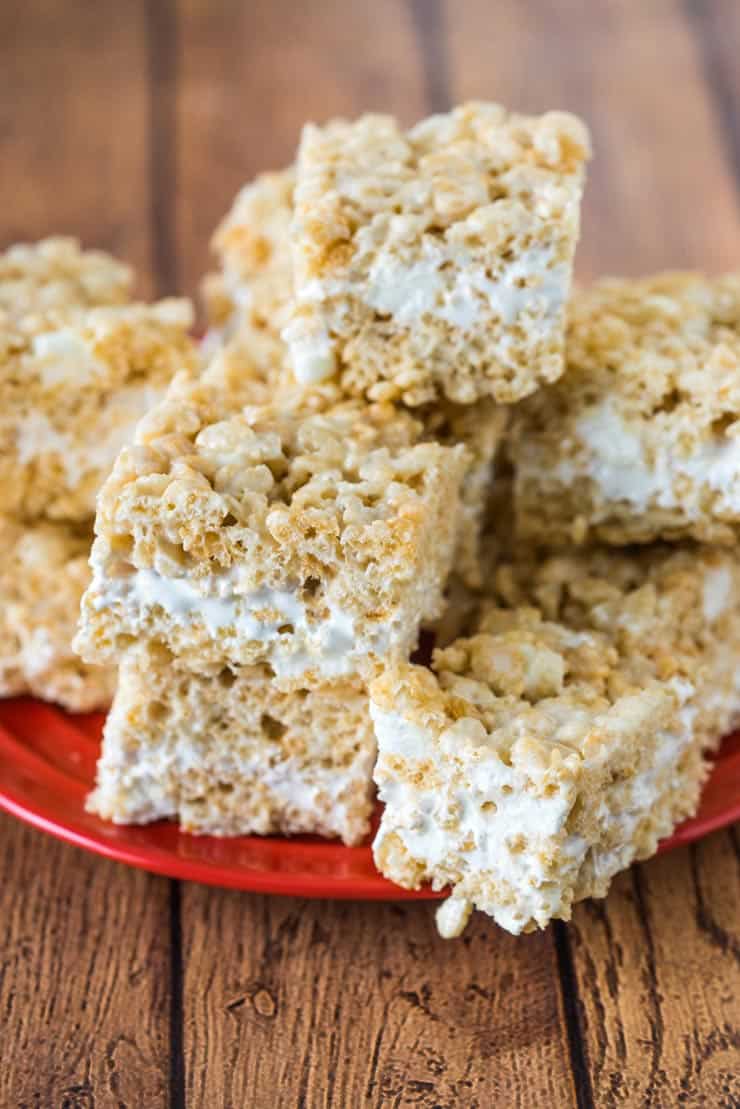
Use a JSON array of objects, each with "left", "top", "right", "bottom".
[
  {"left": 0, "top": 237, "right": 195, "bottom": 711},
  {"left": 7, "top": 102, "right": 740, "bottom": 937}
]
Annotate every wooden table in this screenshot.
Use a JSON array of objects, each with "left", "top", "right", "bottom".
[{"left": 2, "top": 2, "right": 740, "bottom": 1105}]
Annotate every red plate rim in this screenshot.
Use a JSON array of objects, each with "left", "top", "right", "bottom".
[{"left": 1, "top": 698, "right": 739, "bottom": 899}]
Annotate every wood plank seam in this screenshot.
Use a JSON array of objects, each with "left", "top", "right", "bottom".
[
  {"left": 147, "top": 2, "right": 187, "bottom": 1104},
  {"left": 409, "top": 0, "right": 452, "bottom": 115},
  {"left": 683, "top": 0, "right": 740, "bottom": 203},
  {"left": 169, "top": 879, "right": 187, "bottom": 1109},
  {"left": 147, "top": 0, "right": 179, "bottom": 295},
  {"left": 689, "top": 841, "right": 740, "bottom": 966},
  {"left": 554, "top": 921, "right": 596, "bottom": 1109},
  {"left": 629, "top": 866, "right": 666, "bottom": 1106}
]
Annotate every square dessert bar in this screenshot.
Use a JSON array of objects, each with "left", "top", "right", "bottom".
[
  {"left": 0, "top": 236, "right": 132, "bottom": 319},
  {"left": 285, "top": 101, "right": 590, "bottom": 405},
  {"left": 203, "top": 171, "right": 508, "bottom": 586},
  {"left": 200, "top": 162, "right": 508, "bottom": 587},
  {"left": 0, "top": 516, "right": 115, "bottom": 712},
  {"left": 75, "top": 348, "right": 471, "bottom": 686},
  {"left": 512, "top": 272, "right": 740, "bottom": 546},
  {"left": 202, "top": 169, "right": 295, "bottom": 348},
  {"left": 0, "top": 298, "right": 196, "bottom": 521},
  {"left": 370, "top": 545, "right": 740, "bottom": 937},
  {"left": 89, "top": 644, "right": 375, "bottom": 845}
]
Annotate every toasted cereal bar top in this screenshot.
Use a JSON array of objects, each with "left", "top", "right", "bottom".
[
  {"left": 285, "top": 102, "right": 590, "bottom": 405},
  {"left": 371, "top": 546, "right": 740, "bottom": 936},
  {"left": 0, "top": 236, "right": 132, "bottom": 318},
  {"left": 511, "top": 272, "right": 740, "bottom": 545},
  {"left": 0, "top": 516, "right": 115, "bottom": 712},
  {"left": 0, "top": 298, "right": 196, "bottom": 521},
  {"left": 90, "top": 644, "right": 376, "bottom": 844},
  {"left": 76, "top": 348, "right": 470, "bottom": 683}
]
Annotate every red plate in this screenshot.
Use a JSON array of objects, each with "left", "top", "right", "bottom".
[{"left": 1, "top": 697, "right": 739, "bottom": 898}]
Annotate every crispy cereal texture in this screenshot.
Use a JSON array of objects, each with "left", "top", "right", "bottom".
[
  {"left": 75, "top": 348, "right": 470, "bottom": 685},
  {"left": 371, "top": 545, "right": 740, "bottom": 936},
  {"left": 285, "top": 102, "right": 590, "bottom": 405},
  {"left": 90, "top": 645, "right": 375, "bottom": 844},
  {"left": 0, "top": 298, "right": 196, "bottom": 521},
  {"left": 202, "top": 169, "right": 295, "bottom": 350},
  {"left": 0, "top": 517, "right": 115, "bottom": 711},
  {"left": 200, "top": 167, "right": 507, "bottom": 588},
  {"left": 417, "top": 398, "right": 507, "bottom": 589},
  {"left": 0, "top": 236, "right": 132, "bottom": 319},
  {"left": 512, "top": 272, "right": 740, "bottom": 545}
]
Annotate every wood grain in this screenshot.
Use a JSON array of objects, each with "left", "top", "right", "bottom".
[
  {"left": 445, "top": 0, "right": 740, "bottom": 279},
  {"left": 0, "top": 6, "right": 175, "bottom": 1107},
  {"left": 179, "top": 888, "right": 577, "bottom": 1108},
  {"left": 0, "top": 0, "right": 156, "bottom": 294},
  {"left": 568, "top": 831, "right": 740, "bottom": 1108},
  {"left": 0, "top": 816, "right": 172, "bottom": 1108},
  {"left": 2, "top": 1, "right": 740, "bottom": 1105},
  {"left": 175, "top": 8, "right": 575, "bottom": 1106},
  {"left": 685, "top": 0, "right": 740, "bottom": 195},
  {"left": 551, "top": 3, "right": 740, "bottom": 1101},
  {"left": 174, "top": 0, "right": 428, "bottom": 298}
]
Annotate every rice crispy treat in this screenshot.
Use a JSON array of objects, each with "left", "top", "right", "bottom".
[
  {"left": 202, "top": 169, "right": 295, "bottom": 349},
  {"left": 284, "top": 102, "right": 590, "bottom": 405},
  {"left": 0, "top": 236, "right": 132, "bottom": 319},
  {"left": 89, "top": 644, "right": 375, "bottom": 844},
  {"left": 0, "top": 516, "right": 115, "bottom": 712},
  {"left": 202, "top": 170, "right": 507, "bottom": 585},
  {"left": 75, "top": 347, "right": 471, "bottom": 686},
  {"left": 512, "top": 273, "right": 740, "bottom": 546},
  {"left": 370, "top": 545, "right": 740, "bottom": 936},
  {"left": 0, "top": 298, "right": 196, "bottom": 521}
]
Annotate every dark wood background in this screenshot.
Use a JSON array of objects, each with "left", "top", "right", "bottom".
[{"left": 2, "top": 2, "right": 740, "bottom": 1105}]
